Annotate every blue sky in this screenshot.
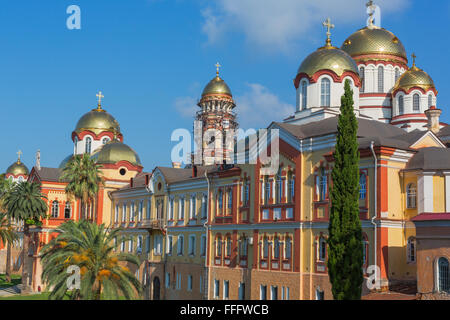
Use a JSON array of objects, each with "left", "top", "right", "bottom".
[{"left": 1, "top": 0, "right": 449, "bottom": 172}]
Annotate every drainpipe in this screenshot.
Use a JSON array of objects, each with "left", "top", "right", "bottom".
[
  {"left": 204, "top": 169, "right": 211, "bottom": 300},
  {"left": 370, "top": 141, "right": 377, "bottom": 285}
]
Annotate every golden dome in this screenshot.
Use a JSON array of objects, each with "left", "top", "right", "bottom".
[
  {"left": 297, "top": 45, "right": 358, "bottom": 77},
  {"left": 341, "top": 27, "right": 407, "bottom": 60},
  {"left": 74, "top": 108, "right": 120, "bottom": 136},
  {"left": 202, "top": 76, "right": 232, "bottom": 97},
  {"left": 6, "top": 160, "right": 29, "bottom": 176},
  {"left": 92, "top": 140, "right": 142, "bottom": 167},
  {"left": 394, "top": 65, "right": 436, "bottom": 92}
]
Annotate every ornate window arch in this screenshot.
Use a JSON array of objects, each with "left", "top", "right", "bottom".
[
  {"left": 300, "top": 80, "right": 308, "bottom": 110},
  {"left": 437, "top": 257, "right": 450, "bottom": 293},
  {"left": 51, "top": 200, "right": 59, "bottom": 218},
  {"left": 85, "top": 137, "right": 92, "bottom": 154}
]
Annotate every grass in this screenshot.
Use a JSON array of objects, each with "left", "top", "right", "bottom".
[
  {"left": 0, "top": 274, "right": 21, "bottom": 288},
  {"left": 0, "top": 292, "right": 53, "bottom": 300}
]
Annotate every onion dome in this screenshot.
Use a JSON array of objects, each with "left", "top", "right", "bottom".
[
  {"left": 341, "top": 27, "right": 407, "bottom": 61},
  {"left": 6, "top": 156, "right": 29, "bottom": 176},
  {"left": 202, "top": 76, "right": 232, "bottom": 97},
  {"left": 394, "top": 58, "right": 436, "bottom": 93},
  {"left": 297, "top": 19, "right": 358, "bottom": 78},
  {"left": 74, "top": 92, "right": 121, "bottom": 136},
  {"left": 91, "top": 139, "right": 142, "bottom": 167}
]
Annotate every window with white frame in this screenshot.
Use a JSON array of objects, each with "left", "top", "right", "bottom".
[
  {"left": 406, "top": 183, "right": 416, "bottom": 209},
  {"left": 359, "top": 67, "right": 365, "bottom": 93},
  {"left": 85, "top": 137, "right": 92, "bottom": 154},
  {"left": 51, "top": 201, "right": 59, "bottom": 218},
  {"left": 130, "top": 203, "right": 135, "bottom": 222},
  {"left": 146, "top": 198, "right": 151, "bottom": 219},
  {"left": 179, "top": 198, "right": 185, "bottom": 220},
  {"left": 190, "top": 196, "right": 196, "bottom": 219},
  {"left": 188, "top": 235, "right": 196, "bottom": 256},
  {"left": 413, "top": 93, "right": 420, "bottom": 112},
  {"left": 320, "top": 78, "right": 331, "bottom": 107},
  {"left": 167, "top": 235, "right": 173, "bottom": 255},
  {"left": 201, "top": 195, "right": 207, "bottom": 219},
  {"left": 359, "top": 174, "right": 367, "bottom": 200},
  {"left": 138, "top": 200, "right": 143, "bottom": 221},
  {"left": 128, "top": 238, "right": 133, "bottom": 252},
  {"left": 120, "top": 238, "right": 125, "bottom": 252},
  {"left": 122, "top": 203, "right": 127, "bottom": 222},
  {"left": 137, "top": 235, "right": 143, "bottom": 254},
  {"left": 154, "top": 235, "right": 162, "bottom": 255},
  {"left": 225, "top": 236, "right": 231, "bottom": 257},
  {"left": 398, "top": 95, "right": 404, "bottom": 115},
  {"left": 169, "top": 198, "right": 174, "bottom": 220},
  {"left": 64, "top": 202, "right": 71, "bottom": 219},
  {"left": 378, "top": 66, "right": 384, "bottom": 93},
  {"left": 177, "top": 235, "right": 184, "bottom": 255},
  {"left": 301, "top": 81, "right": 308, "bottom": 110}
]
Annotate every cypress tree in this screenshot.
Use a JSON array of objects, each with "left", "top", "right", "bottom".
[{"left": 327, "top": 79, "right": 364, "bottom": 300}]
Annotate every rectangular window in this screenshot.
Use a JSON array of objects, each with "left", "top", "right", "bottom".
[
  {"left": 228, "top": 189, "right": 233, "bottom": 209},
  {"left": 262, "top": 209, "right": 269, "bottom": 220},
  {"left": 167, "top": 235, "right": 173, "bottom": 255},
  {"left": 121, "top": 238, "right": 125, "bottom": 252},
  {"left": 147, "top": 198, "right": 151, "bottom": 220},
  {"left": 238, "top": 282, "right": 245, "bottom": 300},
  {"left": 214, "top": 280, "right": 220, "bottom": 299},
  {"left": 188, "top": 275, "right": 193, "bottom": 292},
  {"left": 169, "top": 198, "right": 174, "bottom": 220},
  {"left": 260, "top": 285, "right": 267, "bottom": 300},
  {"left": 115, "top": 204, "right": 119, "bottom": 223},
  {"left": 244, "top": 182, "right": 250, "bottom": 206},
  {"left": 223, "top": 280, "right": 229, "bottom": 300},
  {"left": 189, "top": 235, "right": 196, "bottom": 256},
  {"left": 286, "top": 208, "right": 293, "bottom": 219},
  {"left": 190, "top": 196, "right": 196, "bottom": 220},
  {"left": 201, "top": 235, "right": 206, "bottom": 256},
  {"left": 177, "top": 235, "right": 184, "bottom": 255},
  {"left": 137, "top": 235, "right": 143, "bottom": 254},
  {"left": 176, "top": 273, "right": 181, "bottom": 290},
  {"left": 179, "top": 198, "right": 185, "bottom": 220},
  {"left": 154, "top": 236, "right": 162, "bottom": 255},
  {"left": 274, "top": 208, "right": 281, "bottom": 220},
  {"left": 271, "top": 286, "right": 278, "bottom": 300},
  {"left": 128, "top": 238, "right": 133, "bottom": 252},
  {"left": 138, "top": 200, "right": 143, "bottom": 221},
  {"left": 165, "top": 272, "right": 170, "bottom": 288},
  {"left": 201, "top": 196, "right": 207, "bottom": 219},
  {"left": 146, "top": 236, "right": 150, "bottom": 254},
  {"left": 122, "top": 203, "right": 127, "bottom": 222},
  {"left": 130, "top": 203, "right": 135, "bottom": 222}
]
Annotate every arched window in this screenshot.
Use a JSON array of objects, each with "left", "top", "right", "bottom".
[
  {"left": 406, "top": 184, "right": 416, "bottom": 209},
  {"left": 359, "top": 67, "right": 365, "bottom": 93},
  {"left": 395, "top": 68, "right": 400, "bottom": 83},
  {"left": 407, "top": 237, "right": 416, "bottom": 263},
  {"left": 378, "top": 66, "right": 384, "bottom": 93},
  {"left": 85, "top": 137, "right": 92, "bottom": 154},
  {"left": 275, "top": 169, "right": 282, "bottom": 203},
  {"left": 263, "top": 237, "right": 269, "bottom": 259},
  {"left": 413, "top": 94, "right": 420, "bottom": 112},
  {"left": 274, "top": 237, "right": 280, "bottom": 259},
  {"left": 227, "top": 188, "right": 232, "bottom": 210},
  {"left": 398, "top": 95, "right": 404, "bottom": 115},
  {"left": 301, "top": 81, "right": 308, "bottom": 110},
  {"left": 318, "top": 237, "right": 326, "bottom": 261},
  {"left": 316, "top": 168, "right": 327, "bottom": 201},
  {"left": 359, "top": 174, "right": 367, "bottom": 200},
  {"left": 64, "top": 202, "right": 71, "bottom": 219},
  {"left": 51, "top": 201, "right": 59, "bottom": 218},
  {"left": 285, "top": 237, "right": 292, "bottom": 259},
  {"left": 225, "top": 236, "right": 232, "bottom": 257},
  {"left": 428, "top": 94, "right": 433, "bottom": 108},
  {"left": 288, "top": 172, "right": 295, "bottom": 203},
  {"left": 320, "top": 78, "right": 331, "bottom": 107},
  {"left": 102, "top": 137, "right": 109, "bottom": 145},
  {"left": 216, "top": 235, "right": 222, "bottom": 257},
  {"left": 438, "top": 257, "right": 450, "bottom": 293},
  {"left": 240, "top": 236, "right": 248, "bottom": 257},
  {"left": 264, "top": 176, "right": 270, "bottom": 205}
]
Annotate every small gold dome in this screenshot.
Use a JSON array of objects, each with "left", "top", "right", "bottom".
[
  {"left": 341, "top": 27, "right": 407, "bottom": 60},
  {"left": 6, "top": 160, "right": 29, "bottom": 176},
  {"left": 394, "top": 65, "right": 436, "bottom": 92},
  {"left": 202, "top": 76, "right": 232, "bottom": 97},
  {"left": 74, "top": 109, "right": 120, "bottom": 136},
  {"left": 297, "top": 46, "right": 358, "bottom": 77},
  {"left": 92, "top": 140, "right": 142, "bottom": 167}
]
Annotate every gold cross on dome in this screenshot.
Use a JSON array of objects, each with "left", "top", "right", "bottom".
[
  {"left": 17, "top": 150, "right": 22, "bottom": 163},
  {"left": 322, "top": 18, "right": 334, "bottom": 46},
  {"left": 96, "top": 91, "right": 104, "bottom": 108},
  {"left": 215, "top": 62, "right": 221, "bottom": 76},
  {"left": 411, "top": 53, "right": 417, "bottom": 67}
]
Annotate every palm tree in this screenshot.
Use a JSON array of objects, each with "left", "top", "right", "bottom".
[
  {"left": 60, "top": 154, "right": 103, "bottom": 221},
  {"left": 0, "top": 212, "right": 17, "bottom": 283},
  {"left": 3, "top": 182, "right": 48, "bottom": 293},
  {"left": 40, "top": 220, "right": 142, "bottom": 300},
  {"left": 0, "top": 177, "right": 16, "bottom": 283}
]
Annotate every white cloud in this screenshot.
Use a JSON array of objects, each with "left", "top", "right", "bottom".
[
  {"left": 235, "top": 83, "right": 295, "bottom": 129},
  {"left": 201, "top": 0, "right": 410, "bottom": 51},
  {"left": 174, "top": 96, "right": 198, "bottom": 118}
]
